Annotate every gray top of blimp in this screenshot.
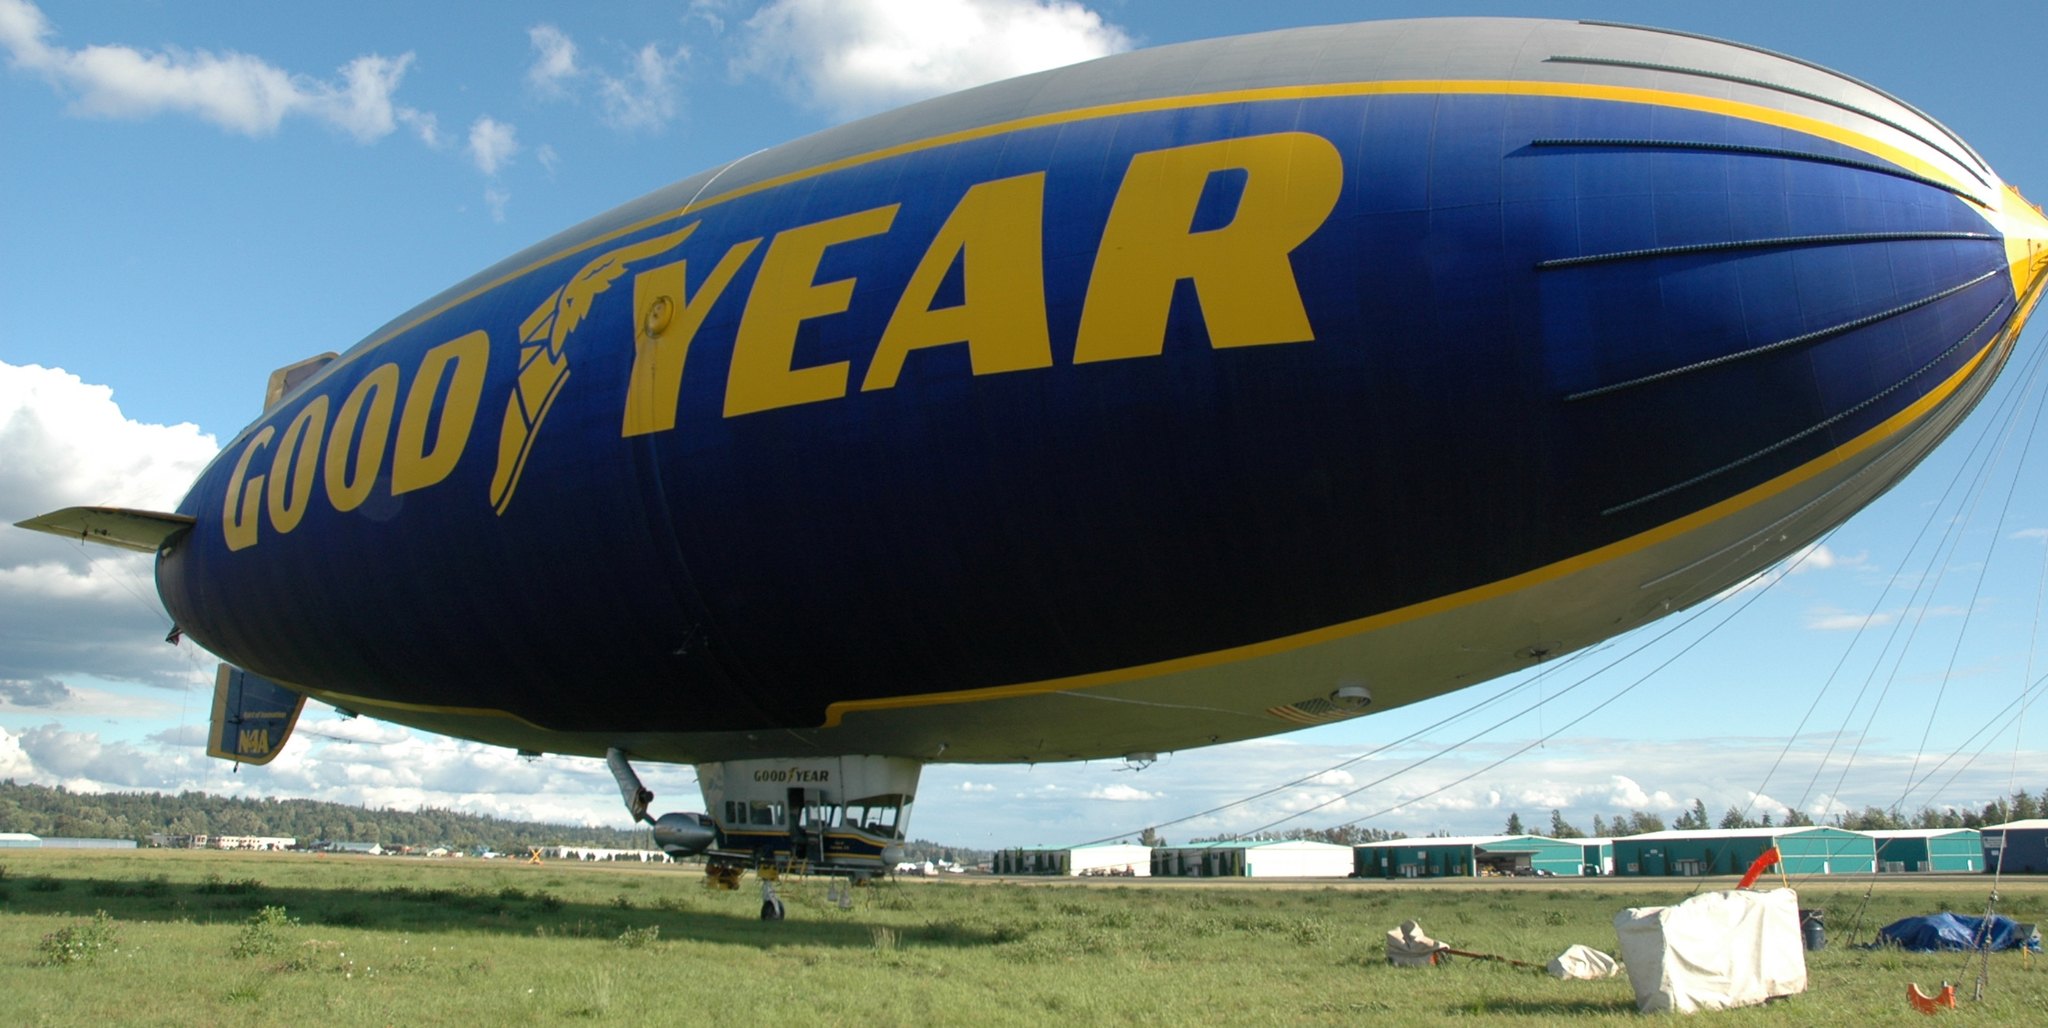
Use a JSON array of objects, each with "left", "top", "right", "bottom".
[{"left": 355, "top": 17, "right": 1990, "bottom": 365}]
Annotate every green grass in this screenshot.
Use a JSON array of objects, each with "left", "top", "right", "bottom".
[{"left": 0, "top": 849, "right": 2041, "bottom": 1025}]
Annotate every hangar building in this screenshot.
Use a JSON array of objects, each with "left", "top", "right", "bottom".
[
  {"left": 1613, "top": 827, "right": 1874, "bottom": 877},
  {"left": 1865, "top": 829, "right": 1984, "bottom": 873},
  {"left": 1354, "top": 835, "right": 1588, "bottom": 878},
  {"left": 1982, "top": 819, "right": 2048, "bottom": 874}
]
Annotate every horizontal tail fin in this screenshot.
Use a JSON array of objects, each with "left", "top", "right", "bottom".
[{"left": 13, "top": 506, "right": 195, "bottom": 554}]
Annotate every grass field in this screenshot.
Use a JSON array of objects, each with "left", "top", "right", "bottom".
[{"left": 0, "top": 849, "right": 2041, "bottom": 1025}]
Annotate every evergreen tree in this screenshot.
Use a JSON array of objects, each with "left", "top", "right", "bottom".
[
  {"left": 1673, "top": 798, "right": 1710, "bottom": 831},
  {"left": 1548, "top": 809, "right": 1583, "bottom": 839},
  {"left": 2012, "top": 790, "right": 2040, "bottom": 822},
  {"left": 1504, "top": 812, "right": 1525, "bottom": 835}
]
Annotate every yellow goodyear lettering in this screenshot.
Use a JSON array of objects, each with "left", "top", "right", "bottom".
[
  {"left": 238, "top": 728, "right": 271, "bottom": 756},
  {"left": 724, "top": 205, "right": 899, "bottom": 417},
  {"left": 221, "top": 426, "right": 277, "bottom": 552},
  {"left": 622, "top": 237, "right": 764, "bottom": 437},
  {"left": 864, "top": 172, "right": 1052, "bottom": 392},
  {"left": 220, "top": 330, "right": 489, "bottom": 551},
  {"left": 265, "top": 396, "right": 329, "bottom": 536},
  {"left": 394, "top": 330, "right": 490, "bottom": 495},
  {"left": 1074, "top": 131, "right": 1343, "bottom": 362},
  {"left": 323, "top": 362, "right": 401, "bottom": 512}
]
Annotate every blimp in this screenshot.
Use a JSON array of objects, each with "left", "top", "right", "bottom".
[{"left": 20, "top": 18, "right": 2048, "bottom": 876}]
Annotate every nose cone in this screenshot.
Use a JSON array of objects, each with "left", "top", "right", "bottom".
[{"left": 1997, "top": 185, "right": 2048, "bottom": 302}]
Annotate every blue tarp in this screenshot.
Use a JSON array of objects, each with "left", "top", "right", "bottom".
[{"left": 1876, "top": 914, "right": 2040, "bottom": 953}]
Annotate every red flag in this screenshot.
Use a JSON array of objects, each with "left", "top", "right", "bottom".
[{"left": 1737, "top": 846, "right": 1781, "bottom": 889}]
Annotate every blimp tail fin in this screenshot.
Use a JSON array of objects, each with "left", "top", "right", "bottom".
[
  {"left": 206, "top": 664, "right": 307, "bottom": 766},
  {"left": 13, "top": 506, "right": 195, "bottom": 554}
]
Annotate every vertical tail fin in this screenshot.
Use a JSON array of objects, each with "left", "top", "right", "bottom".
[{"left": 206, "top": 665, "right": 306, "bottom": 765}]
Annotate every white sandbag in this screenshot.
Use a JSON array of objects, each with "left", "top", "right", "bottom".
[
  {"left": 1547, "top": 943, "right": 1621, "bottom": 979},
  {"left": 1613, "top": 888, "right": 1807, "bottom": 1013},
  {"left": 1385, "top": 919, "right": 1448, "bottom": 967}
]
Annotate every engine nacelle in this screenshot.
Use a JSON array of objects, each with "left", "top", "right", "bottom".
[{"left": 653, "top": 811, "right": 717, "bottom": 857}]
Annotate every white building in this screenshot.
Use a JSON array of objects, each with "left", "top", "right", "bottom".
[
  {"left": 1153, "top": 840, "right": 1353, "bottom": 878},
  {"left": 208, "top": 834, "right": 296, "bottom": 851},
  {"left": 543, "top": 845, "right": 674, "bottom": 863},
  {"left": 994, "top": 843, "right": 1151, "bottom": 876}
]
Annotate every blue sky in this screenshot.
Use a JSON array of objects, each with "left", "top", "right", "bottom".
[{"left": 3, "top": 0, "right": 2046, "bottom": 849}]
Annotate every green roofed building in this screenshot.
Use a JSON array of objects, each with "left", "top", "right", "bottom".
[
  {"left": 1866, "top": 829, "right": 1983, "bottom": 873},
  {"left": 1354, "top": 835, "right": 1590, "bottom": 878},
  {"left": 1580, "top": 838, "right": 1617, "bottom": 876},
  {"left": 1612, "top": 827, "right": 1874, "bottom": 878}
]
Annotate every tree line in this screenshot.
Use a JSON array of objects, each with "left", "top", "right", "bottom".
[
  {"left": 1502, "top": 787, "right": 2043, "bottom": 839},
  {"left": 1179, "top": 825, "right": 1412, "bottom": 846},
  {"left": 0, "top": 780, "right": 994, "bottom": 862},
  {"left": 0, "top": 779, "right": 657, "bottom": 852}
]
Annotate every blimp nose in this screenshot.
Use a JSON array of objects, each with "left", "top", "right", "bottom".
[{"left": 1996, "top": 186, "right": 2048, "bottom": 301}]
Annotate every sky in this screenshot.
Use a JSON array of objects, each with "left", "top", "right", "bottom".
[{"left": 4, "top": 0, "right": 2048, "bottom": 851}]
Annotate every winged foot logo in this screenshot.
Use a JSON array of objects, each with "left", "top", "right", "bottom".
[{"left": 488, "top": 227, "right": 694, "bottom": 514}]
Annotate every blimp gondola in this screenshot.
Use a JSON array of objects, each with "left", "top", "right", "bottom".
[{"left": 19, "top": 18, "right": 2048, "bottom": 878}]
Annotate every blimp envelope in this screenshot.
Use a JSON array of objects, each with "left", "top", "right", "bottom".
[
  {"left": 1613, "top": 888, "right": 1807, "bottom": 1013},
  {"left": 127, "top": 18, "right": 2048, "bottom": 772}
]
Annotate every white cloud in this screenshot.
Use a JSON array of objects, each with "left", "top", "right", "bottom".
[
  {"left": 0, "top": 675, "right": 70, "bottom": 707},
  {"left": 467, "top": 116, "right": 518, "bottom": 175},
  {"left": 1603, "top": 774, "right": 1677, "bottom": 812},
  {"left": 687, "top": 0, "right": 734, "bottom": 35},
  {"left": 956, "top": 780, "right": 996, "bottom": 793},
  {"left": 0, "top": 726, "right": 35, "bottom": 778},
  {"left": 1786, "top": 543, "right": 1844, "bottom": 574},
  {"left": 526, "top": 23, "right": 580, "bottom": 95},
  {"left": 1510, "top": 784, "right": 1581, "bottom": 810},
  {"left": 1805, "top": 608, "right": 1895, "bottom": 631},
  {"left": 0, "top": 362, "right": 218, "bottom": 691},
  {"left": 1717, "top": 542, "right": 1859, "bottom": 599},
  {"left": 483, "top": 184, "right": 512, "bottom": 223},
  {"left": 0, "top": 0, "right": 426, "bottom": 142},
  {"left": 1274, "top": 788, "right": 1349, "bottom": 815},
  {"left": 597, "top": 42, "right": 684, "bottom": 131},
  {"left": 525, "top": 24, "right": 685, "bottom": 133},
  {"left": 736, "top": 0, "right": 1131, "bottom": 120},
  {"left": 397, "top": 106, "right": 440, "bottom": 147},
  {"left": 535, "top": 143, "right": 560, "bottom": 176},
  {"left": 0, "top": 714, "right": 697, "bottom": 827},
  {"left": 314, "top": 53, "right": 418, "bottom": 143},
  {"left": 1085, "top": 783, "right": 1157, "bottom": 802},
  {"left": 15, "top": 722, "right": 184, "bottom": 788}
]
